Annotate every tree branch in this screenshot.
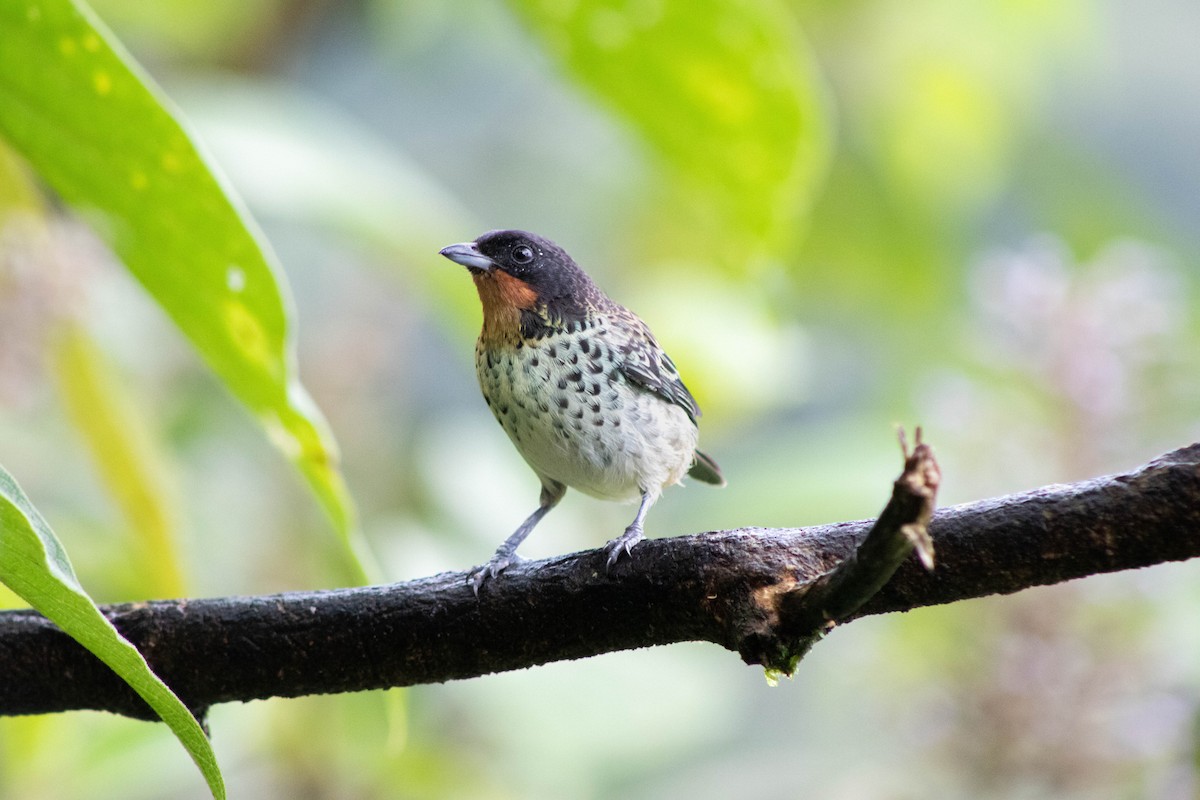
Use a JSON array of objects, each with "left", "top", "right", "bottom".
[{"left": 1, "top": 442, "right": 1197, "bottom": 722}]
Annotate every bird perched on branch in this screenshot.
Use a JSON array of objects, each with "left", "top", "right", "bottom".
[{"left": 440, "top": 230, "right": 725, "bottom": 593}]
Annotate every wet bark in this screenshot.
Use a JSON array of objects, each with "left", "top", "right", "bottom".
[{"left": 1, "top": 441, "right": 1196, "bottom": 722}]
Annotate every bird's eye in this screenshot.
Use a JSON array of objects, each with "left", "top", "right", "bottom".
[{"left": 512, "top": 245, "right": 534, "bottom": 264}]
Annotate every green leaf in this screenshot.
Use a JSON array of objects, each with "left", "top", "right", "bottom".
[
  {"left": 0, "top": 464, "right": 225, "bottom": 800},
  {"left": 0, "top": 0, "right": 361, "bottom": 574},
  {"left": 506, "top": 0, "right": 832, "bottom": 265}
]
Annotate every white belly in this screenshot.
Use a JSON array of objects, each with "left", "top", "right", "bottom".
[{"left": 476, "top": 332, "right": 698, "bottom": 502}]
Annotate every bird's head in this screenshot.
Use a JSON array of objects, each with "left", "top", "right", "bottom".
[{"left": 439, "top": 230, "right": 600, "bottom": 342}]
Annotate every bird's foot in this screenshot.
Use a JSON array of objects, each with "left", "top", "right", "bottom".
[
  {"left": 469, "top": 551, "right": 526, "bottom": 596},
  {"left": 603, "top": 525, "right": 645, "bottom": 573}
]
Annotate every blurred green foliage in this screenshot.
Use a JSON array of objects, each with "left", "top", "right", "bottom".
[
  {"left": 53, "top": 324, "right": 186, "bottom": 599},
  {"left": 507, "top": 0, "right": 832, "bottom": 269},
  {"left": 1, "top": 0, "right": 1199, "bottom": 798}
]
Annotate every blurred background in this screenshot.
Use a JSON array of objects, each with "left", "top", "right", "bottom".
[{"left": 2, "top": 0, "right": 1200, "bottom": 797}]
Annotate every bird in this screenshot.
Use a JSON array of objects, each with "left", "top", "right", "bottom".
[{"left": 439, "top": 229, "right": 725, "bottom": 593}]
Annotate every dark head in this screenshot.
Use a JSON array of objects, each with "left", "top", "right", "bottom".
[{"left": 439, "top": 230, "right": 602, "bottom": 341}]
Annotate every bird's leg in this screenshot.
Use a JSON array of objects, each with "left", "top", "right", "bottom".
[
  {"left": 603, "top": 490, "right": 656, "bottom": 573},
  {"left": 471, "top": 480, "right": 565, "bottom": 594}
]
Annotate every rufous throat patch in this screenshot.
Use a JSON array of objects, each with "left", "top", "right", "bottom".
[{"left": 474, "top": 270, "right": 537, "bottom": 345}]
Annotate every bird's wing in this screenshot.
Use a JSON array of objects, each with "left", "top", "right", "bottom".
[{"left": 611, "top": 309, "right": 702, "bottom": 424}]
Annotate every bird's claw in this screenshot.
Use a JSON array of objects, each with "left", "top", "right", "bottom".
[
  {"left": 468, "top": 552, "right": 526, "bottom": 596},
  {"left": 603, "top": 526, "right": 645, "bottom": 574}
]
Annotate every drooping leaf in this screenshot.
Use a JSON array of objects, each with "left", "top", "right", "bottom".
[
  {"left": 0, "top": 463, "right": 225, "bottom": 800},
  {"left": 0, "top": 0, "right": 362, "bottom": 576}
]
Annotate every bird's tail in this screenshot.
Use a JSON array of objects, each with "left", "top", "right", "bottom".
[{"left": 688, "top": 449, "right": 726, "bottom": 487}]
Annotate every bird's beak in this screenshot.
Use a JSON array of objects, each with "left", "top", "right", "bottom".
[{"left": 439, "top": 242, "right": 495, "bottom": 272}]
